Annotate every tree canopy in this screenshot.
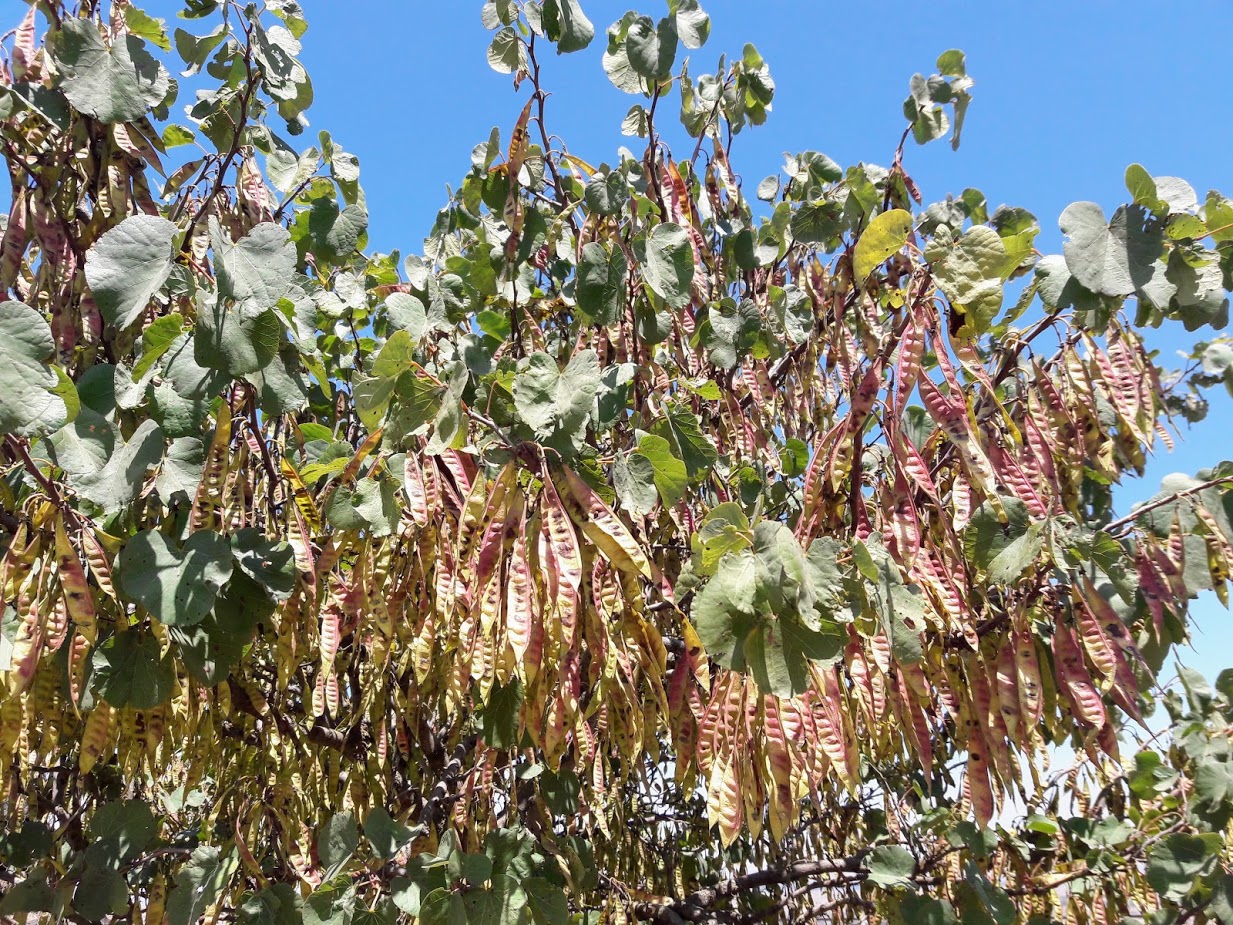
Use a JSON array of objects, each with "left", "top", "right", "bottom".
[{"left": 2, "top": 2, "right": 1233, "bottom": 924}]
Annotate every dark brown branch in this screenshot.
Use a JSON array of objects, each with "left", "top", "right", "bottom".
[{"left": 632, "top": 853, "right": 871, "bottom": 923}]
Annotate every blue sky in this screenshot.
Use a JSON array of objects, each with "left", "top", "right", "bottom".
[{"left": 92, "top": 1, "right": 1233, "bottom": 680}]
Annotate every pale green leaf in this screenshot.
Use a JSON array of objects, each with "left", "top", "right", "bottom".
[
  {"left": 0, "top": 301, "right": 69, "bottom": 438},
  {"left": 84, "top": 215, "right": 177, "bottom": 331},
  {"left": 644, "top": 223, "right": 694, "bottom": 309},
  {"left": 50, "top": 18, "right": 170, "bottom": 123},
  {"left": 117, "top": 528, "right": 234, "bottom": 627}
]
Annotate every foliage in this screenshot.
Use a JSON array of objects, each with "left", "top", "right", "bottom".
[{"left": 1, "top": 1, "right": 1232, "bottom": 923}]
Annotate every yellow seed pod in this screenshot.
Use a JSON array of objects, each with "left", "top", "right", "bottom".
[
  {"left": 79, "top": 702, "right": 113, "bottom": 774},
  {"left": 146, "top": 872, "right": 167, "bottom": 925}
]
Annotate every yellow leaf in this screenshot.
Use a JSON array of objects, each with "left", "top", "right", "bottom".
[{"left": 853, "top": 208, "right": 912, "bottom": 280}]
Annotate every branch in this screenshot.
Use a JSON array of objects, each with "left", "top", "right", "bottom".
[
  {"left": 632, "top": 853, "right": 871, "bottom": 923},
  {"left": 179, "top": 6, "right": 259, "bottom": 253},
  {"left": 1105, "top": 475, "right": 1233, "bottom": 535}
]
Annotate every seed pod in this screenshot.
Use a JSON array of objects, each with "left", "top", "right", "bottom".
[{"left": 79, "top": 702, "right": 113, "bottom": 774}]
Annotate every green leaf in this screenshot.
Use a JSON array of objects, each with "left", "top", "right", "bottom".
[
  {"left": 231, "top": 528, "right": 297, "bottom": 601},
  {"left": 391, "top": 861, "right": 448, "bottom": 918},
  {"left": 324, "top": 476, "right": 401, "bottom": 537},
  {"left": 214, "top": 221, "right": 297, "bottom": 315},
  {"left": 238, "top": 884, "right": 304, "bottom": 925},
  {"left": 40, "top": 396, "right": 114, "bottom": 481},
  {"left": 1059, "top": 202, "right": 1162, "bottom": 298},
  {"left": 542, "top": 0, "right": 594, "bottom": 53},
  {"left": 1033, "top": 254, "right": 1107, "bottom": 317},
  {"left": 156, "top": 436, "right": 204, "bottom": 502},
  {"left": 50, "top": 18, "right": 170, "bottom": 123},
  {"left": 364, "top": 808, "right": 419, "bottom": 861},
  {"left": 584, "top": 171, "right": 627, "bottom": 215},
  {"left": 644, "top": 223, "right": 695, "bottom": 309},
  {"left": 634, "top": 433, "right": 687, "bottom": 507},
  {"left": 576, "top": 242, "right": 625, "bottom": 325},
  {"left": 954, "top": 877, "right": 1015, "bottom": 925},
  {"left": 704, "top": 297, "right": 760, "bottom": 369},
  {"left": 1128, "top": 750, "right": 1179, "bottom": 798},
  {"left": 1146, "top": 833, "right": 1221, "bottom": 901},
  {"left": 0, "top": 872, "right": 55, "bottom": 916},
  {"left": 461, "top": 853, "right": 494, "bottom": 887},
  {"left": 72, "top": 862, "right": 129, "bottom": 920},
  {"left": 85, "top": 215, "right": 178, "bottom": 331},
  {"left": 525, "top": 877, "right": 568, "bottom": 925},
  {"left": 1210, "top": 873, "right": 1233, "bottom": 925},
  {"left": 672, "top": 0, "right": 710, "bottom": 49},
  {"left": 76, "top": 419, "right": 165, "bottom": 514},
  {"left": 853, "top": 209, "right": 912, "bottom": 281},
  {"left": 1154, "top": 176, "right": 1198, "bottom": 215},
  {"left": 626, "top": 15, "right": 677, "bottom": 82},
  {"left": 418, "top": 889, "right": 466, "bottom": 925},
  {"left": 790, "top": 200, "right": 841, "bottom": 245},
  {"left": 174, "top": 24, "right": 226, "bottom": 75},
  {"left": 900, "top": 896, "right": 958, "bottom": 925},
  {"left": 963, "top": 498, "right": 1039, "bottom": 582},
  {"left": 123, "top": 5, "right": 171, "bottom": 51},
  {"left": 691, "top": 551, "right": 757, "bottom": 660},
  {"left": 613, "top": 451, "right": 659, "bottom": 518},
  {"left": 318, "top": 811, "right": 359, "bottom": 880},
  {"left": 196, "top": 303, "right": 283, "bottom": 378},
  {"left": 384, "top": 292, "right": 429, "bottom": 339},
  {"left": 0, "top": 301, "right": 70, "bottom": 438},
  {"left": 595, "top": 363, "right": 635, "bottom": 431},
  {"left": 91, "top": 632, "right": 175, "bottom": 709},
  {"left": 170, "top": 573, "right": 267, "bottom": 685},
  {"left": 134, "top": 313, "right": 186, "bottom": 381},
  {"left": 117, "top": 528, "right": 234, "bottom": 627},
  {"left": 308, "top": 200, "right": 368, "bottom": 264},
  {"left": 886, "top": 582, "right": 926, "bottom": 665},
  {"left": 653, "top": 402, "right": 717, "bottom": 482},
  {"left": 866, "top": 844, "right": 916, "bottom": 889},
  {"left": 1125, "top": 163, "right": 1166, "bottom": 214},
  {"left": 303, "top": 883, "right": 357, "bottom": 925},
  {"left": 481, "top": 678, "right": 524, "bottom": 749},
  {"left": 249, "top": 344, "right": 309, "bottom": 416},
  {"left": 87, "top": 799, "right": 158, "bottom": 864},
  {"left": 602, "top": 15, "right": 646, "bottom": 94},
  {"left": 513, "top": 350, "right": 600, "bottom": 455},
  {"left": 462, "top": 892, "right": 504, "bottom": 925},
  {"left": 426, "top": 361, "right": 468, "bottom": 455},
  {"left": 487, "top": 26, "right": 526, "bottom": 74},
  {"left": 929, "top": 225, "right": 1008, "bottom": 337},
  {"left": 163, "top": 332, "right": 228, "bottom": 399},
  {"left": 1205, "top": 192, "right": 1233, "bottom": 244},
  {"left": 1194, "top": 759, "right": 1233, "bottom": 813},
  {"left": 167, "top": 846, "right": 237, "bottom": 925}
]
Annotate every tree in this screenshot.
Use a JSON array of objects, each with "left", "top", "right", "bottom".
[{"left": 1, "top": 0, "right": 1232, "bottom": 923}]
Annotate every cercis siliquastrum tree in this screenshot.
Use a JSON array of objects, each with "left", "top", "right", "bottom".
[{"left": 2, "top": 2, "right": 1233, "bottom": 924}]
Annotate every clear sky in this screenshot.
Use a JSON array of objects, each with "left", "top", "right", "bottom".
[{"left": 129, "top": 0, "right": 1233, "bottom": 682}]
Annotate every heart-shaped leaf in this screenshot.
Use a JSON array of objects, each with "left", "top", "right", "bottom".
[
  {"left": 117, "top": 529, "right": 234, "bottom": 627},
  {"left": 84, "top": 215, "right": 177, "bottom": 331},
  {"left": 0, "top": 301, "right": 70, "bottom": 438},
  {"left": 230, "top": 527, "right": 296, "bottom": 600},
  {"left": 50, "top": 18, "right": 170, "bottom": 123}
]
